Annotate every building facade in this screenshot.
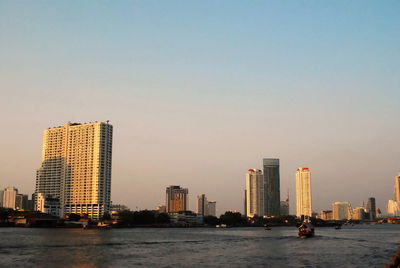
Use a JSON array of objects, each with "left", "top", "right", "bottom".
[
  {"left": 245, "top": 169, "right": 264, "bottom": 217},
  {"left": 295, "top": 167, "right": 312, "bottom": 217},
  {"left": 367, "top": 197, "right": 376, "bottom": 220},
  {"left": 395, "top": 172, "right": 400, "bottom": 201},
  {"left": 166, "top": 186, "right": 188, "bottom": 213},
  {"left": 280, "top": 200, "right": 289, "bottom": 216},
  {"left": 352, "top": 207, "right": 366, "bottom": 220},
  {"left": 332, "top": 202, "right": 350, "bottom": 220},
  {"left": 196, "top": 194, "right": 208, "bottom": 216},
  {"left": 207, "top": 201, "right": 216, "bottom": 217},
  {"left": 36, "top": 193, "right": 61, "bottom": 217},
  {"left": 0, "top": 190, "right": 3, "bottom": 207},
  {"left": 263, "top": 158, "right": 280, "bottom": 216},
  {"left": 319, "top": 210, "right": 333, "bottom": 220},
  {"left": 3, "top": 187, "right": 18, "bottom": 209},
  {"left": 387, "top": 200, "right": 400, "bottom": 216},
  {"left": 35, "top": 121, "right": 113, "bottom": 220}
]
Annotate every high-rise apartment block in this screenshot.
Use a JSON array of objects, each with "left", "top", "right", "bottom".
[
  {"left": 166, "top": 186, "right": 188, "bottom": 213},
  {"left": 197, "top": 194, "right": 208, "bottom": 216},
  {"left": 35, "top": 121, "right": 113, "bottom": 220},
  {"left": 207, "top": 201, "right": 216, "bottom": 217},
  {"left": 3, "top": 187, "right": 18, "bottom": 209},
  {"left": 245, "top": 169, "right": 264, "bottom": 217},
  {"left": 387, "top": 200, "right": 400, "bottom": 216},
  {"left": 295, "top": 168, "right": 312, "bottom": 217},
  {"left": 332, "top": 202, "right": 350, "bottom": 220},
  {"left": 263, "top": 158, "right": 280, "bottom": 216},
  {"left": 395, "top": 172, "right": 400, "bottom": 201},
  {"left": 367, "top": 197, "right": 376, "bottom": 220}
]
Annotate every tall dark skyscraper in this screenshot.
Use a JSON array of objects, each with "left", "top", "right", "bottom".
[
  {"left": 367, "top": 197, "right": 376, "bottom": 220},
  {"left": 263, "top": 158, "right": 280, "bottom": 216}
]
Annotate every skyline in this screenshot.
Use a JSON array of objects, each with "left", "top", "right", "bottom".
[{"left": 1, "top": 1, "right": 400, "bottom": 215}]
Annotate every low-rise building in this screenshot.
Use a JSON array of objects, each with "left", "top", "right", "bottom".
[
  {"left": 36, "top": 193, "right": 60, "bottom": 217},
  {"left": 319, "top": 210, "right": 333, "bottom": 220}
]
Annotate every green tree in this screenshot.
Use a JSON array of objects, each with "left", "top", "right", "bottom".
[
  {"left": 101, "top": 212, "right": 112, "bottom": 221},
  {"left": 204, "top": 215, "right": 219, "bottom": 226},
  {"left": 118, "top": 210, "right": 135, "bottom": 225},
  {"left": 156, "top": 213, "right": 170, "bottom": 224},
  {"left": 220, "top": 211, "right": 247, "bottom": 226},
  {"left": 133, "top": 210, "right": 156, "bottom": 225}
]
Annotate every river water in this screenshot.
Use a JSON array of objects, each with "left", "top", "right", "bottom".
[{"left": 0, "top": 225, "right": 398, "bottom": 267}]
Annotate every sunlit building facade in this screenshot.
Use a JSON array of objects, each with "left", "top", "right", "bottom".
[
  {"left": 3, "top": 187, "right": 18, "bottom": 210},
  {"left": 295, "top": 167, "right": 312, "bottom": 217},
  {"left": 395, "top": 172, "right": 400, "bottom": 201},
  {"left": 196, "top": 194, "right": 208, "bottom": 216},
  {"left": 35, "top": 121, "right": 113, "bottom": 220},
  {"left": 332, "top": 202, "right": 350, "bottom": 220},
  {"left": 166, "top": 186, "right": 188, "bottom": 213},
  {"left": 387, "top": 200, "right": 400, "bottom": 216},
  {"left": 245, "top": 169, "right": 264, "bottom": 217}
]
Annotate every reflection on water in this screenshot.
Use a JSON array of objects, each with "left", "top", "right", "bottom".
[{"left": 0, "top": 225, "right": 398, "bottom": 267}]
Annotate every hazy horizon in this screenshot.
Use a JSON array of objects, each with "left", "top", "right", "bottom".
[{"left": 1, "top": 1, "right": 399, "bottom": 215}]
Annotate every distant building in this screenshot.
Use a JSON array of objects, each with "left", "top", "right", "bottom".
[
  {"left": 3, "top": 187, "right": 18, "bottom": 209},
  {"left": 352, "top": 207, "right": 366, "bottom": 220},
  {"left": 110, "top": 204, "right": 129, "bottom": 212},
  {"left": 245, "top": 169, "right": 264, "bottom": 217},
  {"left": 35, "top": 121, "right": 113, "bottom": 220},
  {"left": 197, "top": 194, "right": 208, "bottom": 216},
  {"left": 166, "top": 186, "right": 188, "bottom": 213},
  {"left": 169, "top": 211, "right": 197, "bottom": 226},
  {"left": 295, "top": 167, "right": 312, "bottom": 217},
  {"left": 207, "top": 201, "right": 216, "bottom": 217},
  {"left": 319, "top": 210, "right": 333, "bottom": 220},
  {"left": 263, "top": 158, "right": 280, "bottom": 216},
  {"left": 36, "top": 193, "right": 61, "bottom": 217},
  {"left": 387, "top": 200, "right": 400, "bottom": 216},
  {"left": 332, "top": 202, "right": 350, "bottom": 220},
  {"left": 280, "top": 201, "right": 289, "bottom": 216},
  {"left": 0, "top": 190, "right": 3, "bottom": 207},
  {"left": 395, "top": 172, "right": 400, "bottom": 201},
  {"left": 367, "top": 197, "right": 376, "bottom": 220},
  {"left": 15, "top": 194, "right": 28, "bottom": 210}
]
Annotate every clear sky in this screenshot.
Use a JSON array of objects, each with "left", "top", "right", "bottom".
[{"left": 1, "top": 1, "right": 399, "bottom": 215}]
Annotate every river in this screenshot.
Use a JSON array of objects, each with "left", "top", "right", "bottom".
[{"left": 0, "top": 225, "right": 398, "bottom": 267}]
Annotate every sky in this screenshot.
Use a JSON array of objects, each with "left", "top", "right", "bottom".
[{"left": 0, "top": 0, "right": 399, "bottom": 215}]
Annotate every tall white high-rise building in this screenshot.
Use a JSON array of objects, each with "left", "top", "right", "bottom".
[
  {"left": 245, "top": 169, "right": 264, "bottom": 217},
  {"left": 3, "top": 187, "right": 18, "bottom": 209},
  {"left": 207, "top": 201, "right": 216, "bottom": 217},
  {"left": 387, "top": 200, "right": 400, "bottom": 216},
  {"left": 196, "top": 194, "right": 208, "bottom": 216},
  {"left": 395, "top": 172, "right": 400, "bottom": 201},
  {"left": 296, "top": 168, "right": 312, "bottom": 217},
  {"left": 35, "top": 121, "right": 113, "bottom": 220}
]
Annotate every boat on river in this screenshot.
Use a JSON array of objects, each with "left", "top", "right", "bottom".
[{"left": 298, "top": 217, "right": 314, "bottom": 238}]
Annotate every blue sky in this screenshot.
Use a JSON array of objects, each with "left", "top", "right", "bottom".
[{"left": 1, "top": 1, "right": 399, "bottom": 214}]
